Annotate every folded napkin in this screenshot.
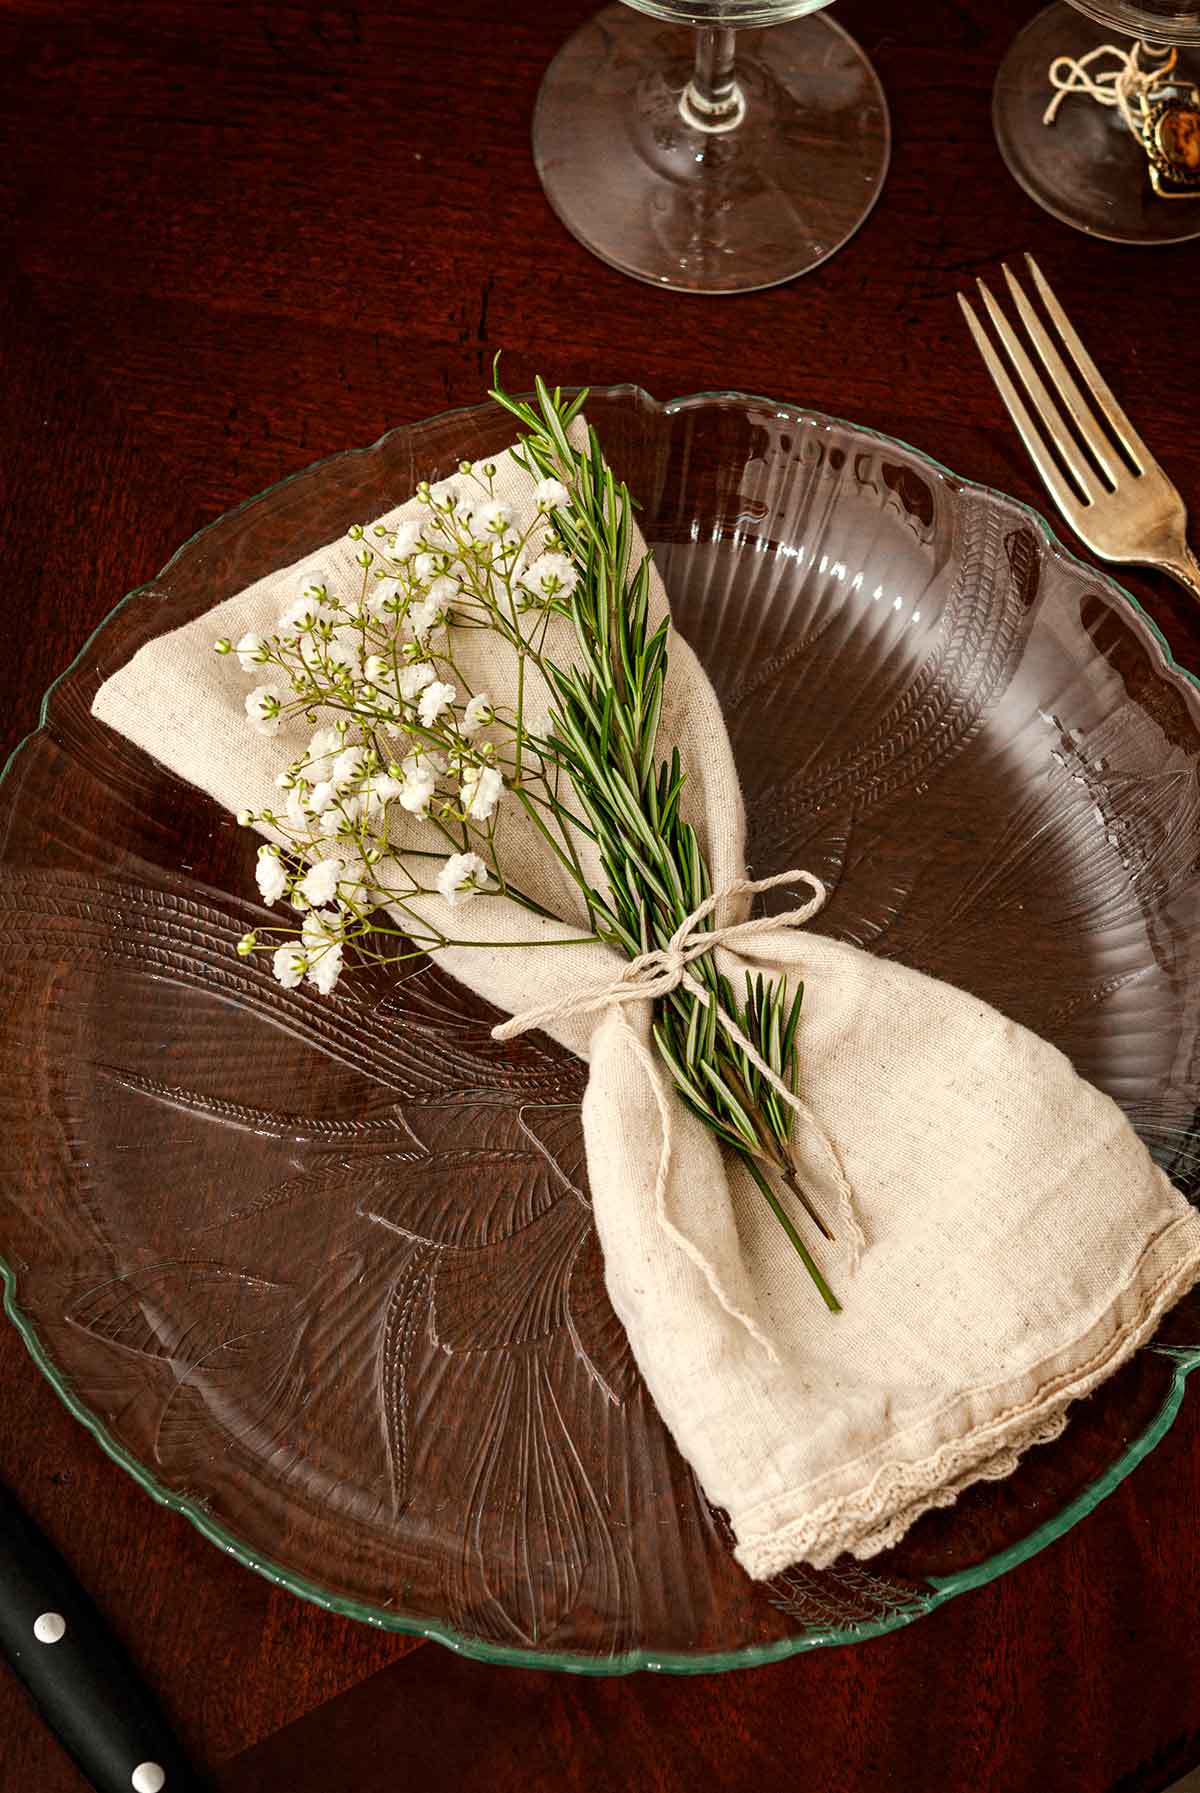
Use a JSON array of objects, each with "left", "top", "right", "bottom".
[{"left": 93, "top": 435, "right": 1200, "bottom": 1575}]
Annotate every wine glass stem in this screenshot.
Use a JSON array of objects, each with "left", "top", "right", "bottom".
[{"left": 680, "top": 26, "right": 746, "bottom": 133}]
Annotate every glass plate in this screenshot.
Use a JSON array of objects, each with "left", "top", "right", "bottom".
[{"left": 0, "top": 389, "right": 1198, "bottom": 1675}]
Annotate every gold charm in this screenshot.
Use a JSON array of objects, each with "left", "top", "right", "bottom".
[{"left": 1140, "top": 83, "right": 1200, "bottom": 198}]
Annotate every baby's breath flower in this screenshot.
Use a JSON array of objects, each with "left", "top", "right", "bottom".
[
  {"left": 298, "top": 858, "right": 343, "bottom": 907},
  {"left": 337, "top": 857, "right": 373, "bottom": 909},
  {"left": 255, "top": 848, "right": 288, "bottom": 906},
  {"left": 307, "top": 938, "right": 343, "bottom": 995},
  {"left": 407, "top": 592, "right": 444, "bottom": 643},
  {"left": 437, "top": 850, "right": 493, "bottom": 907},
  {"left": 301, "top": 633, "right": 359, "bottom": 680},
  {"left": 461, "top": 764, "right": 505, "bottom": 822},
  {"left": 398, "top": 758, "right": 438, "bottom": 817},
  {"left": 302, "top": 908, "right": 339, "bottom": 951},
  {"left": 305, "top": 726, "right": 343, "bottom": 779},
  {"left": 235, "top": 632, "right": 267, "bottom": 672},
  {"left": 217, "top": 402, "right": 595, "bottom": 1029},
  {"left": 332, "top": 745, "right": 366, "bottom": 788},
  {"left": 319, "top": 795, "right": 364, "bottom": 837},
  {"left": 417, "top": 679, "right": 457, "bottom": 728},
  {"left": 361, "top": 773, "right": 405, "bottom": 814},
  {"left": 470, "top": 499, "right": 514, "bottom": 541},
  {"left": 245, "top": 686, "right": 284, "bottom": 736},
  {"left": 411, "top": 575, "right": 458, "bottom": 640},
  {"left": 520, "top": 551, "right": 579, "bottom": 602},
  {"left": 399, "top": 661, "right": 436, "bottom": 702},
  {"left": 533, "top": 476, "right": 569, "bottom": 511},
  {"left": 272, "top": 941, "right": 307, "bottom": 989},
  {"left": 367, "top": 580, "right": 403, "bottom": 619},
  {"left": 390, "top": 520, "right": 423, "bottom": 560},
  {"left": 277, "top": 595, "right": 320, "bottom": 638},
  {"left": 427, "top": 477, "right": 459, "bottom": 510},
  {"left": 461, "top": 692, "right": 493, "bottom": 735}
]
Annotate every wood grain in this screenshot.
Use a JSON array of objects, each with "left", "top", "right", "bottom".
[{"left": 1, "top": 0, "right": 1198, "bottom": 1788}]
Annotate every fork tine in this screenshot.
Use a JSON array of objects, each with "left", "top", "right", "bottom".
[
  {"left": 958, "top": 294, "right": 1085, "bottom": 529},
  {"left": 975, "top": 277, "right": 1097, "bottom": 505},
  {"left": 1001, "top": 263, "right": 1123, "bottom": 488},
  {"left": 1024, "top": 254, "right": 1150, "bottom": 474}
]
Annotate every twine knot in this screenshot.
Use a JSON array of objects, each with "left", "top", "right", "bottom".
[
  {"left": 493, "top": 868, "right": 828, "bottom": 1040},
  {"left": 1044, "top": 39, "right": 1177, "bottom": 135},
  {"left": 493, "top": 869, "right": 863, "bottom": 1349}
]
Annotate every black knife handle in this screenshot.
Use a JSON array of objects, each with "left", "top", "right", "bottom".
[{"left": 0, "top": 1478, "right": 202, "bottom": 1792}]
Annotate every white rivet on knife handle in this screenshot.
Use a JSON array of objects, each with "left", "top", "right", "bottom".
[
  {"left": 33, "top": 1611, "right": 66, "bottom": 1644},
  {"left": 131, "top": 1765, "right": 166, "bottom": 1793}
]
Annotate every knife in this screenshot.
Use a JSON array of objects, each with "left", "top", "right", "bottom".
[{"left": 0, "top": 1477, "right": 202, "bottom": 1791}]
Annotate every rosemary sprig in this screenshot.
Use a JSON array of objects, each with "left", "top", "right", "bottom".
[{"left": 491, "top": 373, "right": 839, "bottom": 1312}]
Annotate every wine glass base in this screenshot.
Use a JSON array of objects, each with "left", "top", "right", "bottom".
[
  {"left": 532, "top": 4, "right": 891, "bottom": 294},
  {"left": 993, "top": 1, "right": 1200, "bottom": 243}
]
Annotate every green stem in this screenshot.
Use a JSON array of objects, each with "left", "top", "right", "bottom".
[{"left": 742, "top": 1154, "right": 840, "bottom": 1313}]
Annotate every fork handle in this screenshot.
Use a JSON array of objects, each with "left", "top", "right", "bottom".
[{"left": 1159, "top": 544, "right": 1200, "bottom": 602}]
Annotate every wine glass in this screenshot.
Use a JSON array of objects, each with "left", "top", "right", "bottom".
[
  {"left": 532, "top": 0, "right": 891, "bottom": 294},
  {"left": 993, "top": 0, "right": 1200, "bottom": 241}
]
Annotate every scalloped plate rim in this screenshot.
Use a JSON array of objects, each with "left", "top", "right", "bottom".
[{"left": 1, "top": 384, "right": 1199, "bottom": 1677}]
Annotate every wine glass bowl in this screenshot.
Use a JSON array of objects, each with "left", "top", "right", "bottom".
[
  {"left": 1065, "top": 0, "right": 1200, "bottom": 43},
  {"left": 532, "top": 0, "right": 890, "bottom": 294},
  {"left": 621, "top": 0, "right": 838, "bottom": 20}
]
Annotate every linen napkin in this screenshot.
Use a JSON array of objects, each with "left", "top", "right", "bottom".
[{"left": 92, "top": 436, "right": 1200, "bottom": 1574}]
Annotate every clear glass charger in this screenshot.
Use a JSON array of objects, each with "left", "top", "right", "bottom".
[{"left": 1, "top": 388, "right": 1198, "bottom": 1674}]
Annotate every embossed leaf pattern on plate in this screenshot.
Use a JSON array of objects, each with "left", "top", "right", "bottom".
[{"left": 0, "top": 390, "right": 1197, "bottom": 1671}]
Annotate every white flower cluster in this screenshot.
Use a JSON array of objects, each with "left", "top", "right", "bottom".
[{"left": 216, "top": 459, "right": 578, "bottom": 992}]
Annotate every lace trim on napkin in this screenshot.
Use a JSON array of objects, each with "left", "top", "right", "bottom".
[{"left": 734, "top": 1214, "right": 1200, "bottom": 1576}]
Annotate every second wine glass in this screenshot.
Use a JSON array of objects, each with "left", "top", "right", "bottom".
[
  {"left": 993, "top": 0, "right": 1200, "bottom": 242},
  {"left": 533, "top": 0, "right": 890, "bottom": 294}
]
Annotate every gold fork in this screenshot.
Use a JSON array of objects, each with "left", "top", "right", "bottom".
[{"left": 959, "top": 254, "right": 1200, "bottom": 602}]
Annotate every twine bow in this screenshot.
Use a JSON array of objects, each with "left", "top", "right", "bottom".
[
  {"left": 494, "top": 870, "right": 863, "bottom": 1351},
  {"left": 1044, "top": 40, "right": 1177, "bottom": 134}
]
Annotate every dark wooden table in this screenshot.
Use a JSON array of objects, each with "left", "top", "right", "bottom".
[{"left": 2, "top": 1, "right": 1199, "bottom": 1788}]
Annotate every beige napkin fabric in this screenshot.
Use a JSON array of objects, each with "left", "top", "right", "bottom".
[{"left": 92, "top": 437, "right": 1200, "bottom": 1575}]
